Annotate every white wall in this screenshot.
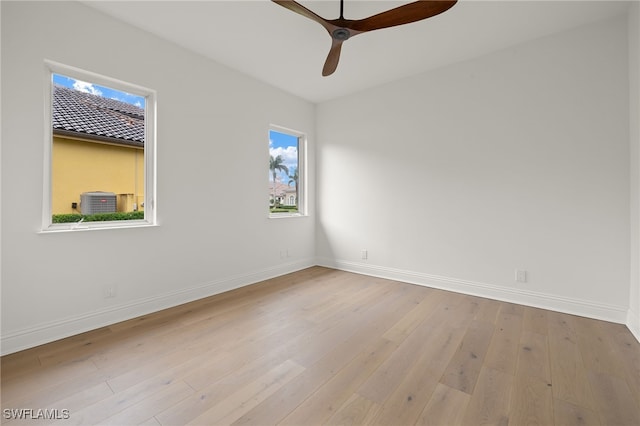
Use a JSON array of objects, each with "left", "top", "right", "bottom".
[
  {"left": 0, "top": 1, "right": 316, "bottom": 354},
  {"left": 629, "top": 1, "right": 640, "bottom": 341},
  {"left": 317, "top": 15, "right": 631, "bottom": 322},
  {"left": 2, "top": 2, "right": 637, "bottom": 355}
]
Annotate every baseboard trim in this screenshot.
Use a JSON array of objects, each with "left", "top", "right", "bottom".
[
  {"left": 317, "top": 258, "right": 629, "bottom": 325},
  {"left": 1, "top": 258, "right": 315, "bottom": 356},
  {"left": 3, "top": 257, "right": 633, "bottom": 355},
  {"left": 628, "top": 308, "right": 640, "bottom": 342}
]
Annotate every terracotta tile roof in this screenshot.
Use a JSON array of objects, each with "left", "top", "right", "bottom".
[
  {"left": 52, "top": 85, "right": 144, "bottom": 147},
  {"left": 270, "top": 180, "right": 296, "bottom": 195}
]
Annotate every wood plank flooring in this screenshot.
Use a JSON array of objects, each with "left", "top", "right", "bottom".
[{"left": 1, "top": 267, "right": 639, "bottom": 425}]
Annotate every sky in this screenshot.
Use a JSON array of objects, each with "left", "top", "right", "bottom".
[
  {"left": 53, "top": 74, "right": 146, "bottom": 108},
  {"left": 269, "top": 130, "right": 298, "bottom": 184}
]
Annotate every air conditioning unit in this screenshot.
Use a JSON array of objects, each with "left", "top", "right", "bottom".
[{"left": 80, "top": 192, "right": 117, "bottom": 215}]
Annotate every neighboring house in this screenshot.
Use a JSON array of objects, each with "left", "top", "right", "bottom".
[
  {"left": 269, "top": 179, "right": 297, "bottom": 207},
  {"left": 52, "top": 84, "right": 145, "bottom": 214}
]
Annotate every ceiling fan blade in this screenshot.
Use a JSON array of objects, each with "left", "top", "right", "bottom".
[
  {"left": 322, "top": 39, "right": 344, "bottom": 76},
  {"left": 272, "top": 0, "right": 458, "bottom": 76},
  {"left": 272, "top": 0, "right": 334, "bottom": 33},
  {"left": 350, "top": 0, "right": 457, "bottom": 33}
]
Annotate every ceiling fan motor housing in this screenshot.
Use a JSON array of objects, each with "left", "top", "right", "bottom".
[{"left": 332, "top": 28, "right": 350, "bottom": 40}]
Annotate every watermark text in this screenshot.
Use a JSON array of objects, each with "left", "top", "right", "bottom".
[{"left": 3, "top": 408, "right": 70, "bottom": 420}]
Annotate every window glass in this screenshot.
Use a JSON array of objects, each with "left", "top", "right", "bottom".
[
  {"left": 44, "top": 62, "right": 156, "bottom": 230},
  {"left": 269, "top": 127, "right": 304, "bottom": 216}
]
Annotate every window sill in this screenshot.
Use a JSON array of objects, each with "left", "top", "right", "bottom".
[
  {"left": 268, "top": 213, "right": 308, "bottom": 219},
  {"left": 39, "top": 220, "right": 158, "bottom": 233}
]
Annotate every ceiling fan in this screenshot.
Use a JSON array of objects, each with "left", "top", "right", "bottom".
[{"left": 272, "top": 0, "right": 458, "bottom": 76}]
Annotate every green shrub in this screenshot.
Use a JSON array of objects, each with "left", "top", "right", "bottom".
[
  {"left": 52, "top": 211, "right": 144, "bottom": 223},
  {"left": 270, "top": 207, "right": 299, "bottom": 213}
]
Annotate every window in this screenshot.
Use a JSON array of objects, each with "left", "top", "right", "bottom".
[
  {"left": 43, "top": 61, "right": 156, "bottom": 231},
  {"left": 269, "top": 126, "right": 305, "bottom": 217}
]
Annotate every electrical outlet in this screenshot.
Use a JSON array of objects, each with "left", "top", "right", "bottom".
[
  {"left": 362, "top": 249, "right": 368, "bottom": 260},
  {"left": 515, "top": 270, "right": 527, "bottom": 283},
  {"left": 280, "top": 249, "right": 291, "bottom": 259},
  {"left": 103, "top": 285, "right": 116, "bottom": 298}
]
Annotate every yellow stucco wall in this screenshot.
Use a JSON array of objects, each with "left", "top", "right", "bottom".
[{"left": 52, "top": 135, "right": 144, "bottom": 214}]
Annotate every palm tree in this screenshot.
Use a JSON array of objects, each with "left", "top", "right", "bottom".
[
  {"left": 288, "top": 167, "right": 298, "bottom": 188},
  {"left": 288, "top": 167, "right": 298, "bottom": 207},
  {"left": 270, "top": 155, "right": 288, "bottom": 207}
]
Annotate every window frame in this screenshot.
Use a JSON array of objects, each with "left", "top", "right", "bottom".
[
  {"left": 42, "top": 60, "right": 157, "bottom": 232},
  {"left": 269, "top": 124, "right": 307, "bottom": 219}
]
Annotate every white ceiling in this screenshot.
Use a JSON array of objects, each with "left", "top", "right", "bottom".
[{"left": 83, "top": 0, "right": 630, "bottom": 103}]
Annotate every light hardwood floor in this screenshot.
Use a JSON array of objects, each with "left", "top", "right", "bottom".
[{"left": 1, "top": 267, "right": 639, "bottom": 425}]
